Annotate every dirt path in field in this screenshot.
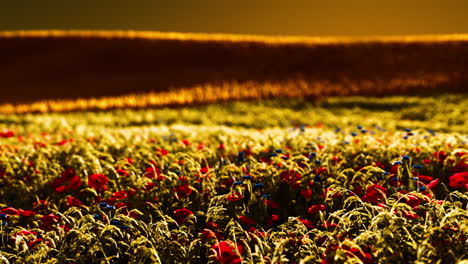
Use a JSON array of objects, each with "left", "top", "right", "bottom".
[{"left": 0, "top": 31, "right": 467, "bottom": 103}]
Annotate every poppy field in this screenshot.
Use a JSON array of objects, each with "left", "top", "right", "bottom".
[{"left": 0, "top": 95, "right": 467, "bottom": 263}]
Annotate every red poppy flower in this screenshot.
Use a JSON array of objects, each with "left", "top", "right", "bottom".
[
  {"left": 67, "top": 196, "right": 82, "bottom": 206},
  {"left": 0, "top": 129, "right": 14, "bottom": 138},
  {"left": 300, "top": 189, "right": 313, "bottom": 200},
  {"left": 362, "top": 184, "right": 388, "bottom": 204},
  {"left": 61, "top": 168, "right": 76, "bottom": 180},
  {"left": 19, "top": 210, "right": 36, "bottom": 217},
  {"left": 174, "top": 208, "right": 193, "bottom": 225},
  {"left": 264, "top": 200, "right": 279, "bottom": 209},
  {"left": 298, "top": 218, "right": 315, "bottom": 229},
  {"left": 158, "top": 149, "right": 169, "bottom": 155},
  {"left": 112, "top": 190, "right": 128, "bottom": 200},
  {"left": 212, "top": 240, "right": 243, "bottom": 264},
  {"left": 451, "top": 160, "right": 468, "bottom": 173},
  {"left": 27, "top": 238, "right": 43, "bottom": 249},
  {"left": 145, "top": 167, "right": 164, "bottom": 180},
  {"left": 268, "top": 214, "right": 280, "bottom": 226},
  {"left": 402, "top": 210, "right": 418, "bottom": 220},
  {"left": 227, "top": 192, "right": 243, "bottom": 202},
  {"left": 280, "top": 170, "right": 301, "bottom": 188},
  {"left": 449, "top": 171, "right": 468, "bottom": 189},
  {"left": 238, "top": 215, "right": 255, "bottom": 225},
  {"left": 200, "top": 166, "right": 209, "bottom": 174},
  {"left": 404, "top": 194, "right": 420, "bottom": 208},
  {"left": 68, "top": 175, "right": 82, "bottom": 190},
  {"left": 174, "top": 184, "right": 193, "bottom": 198},
  {"left": 427, "top": 178, "right": 440, "bottom": 189},
  {"left": 55, "top": 185, "right": 70, "bottom": 193},
  {"left": 144, "top": 182, "right": 156, "bottom": 191},
  {"left": 1, "top": 207, "right": 19, "bottom": 215},
  {"left": 116, "top": 169, "right": 129, "bottom": 177},
  {"left": 307, "top": 204, "right": 326, "bottom": 214},
  {"left": 87, "top": 174, "right": 108, "bottom": 192},
  {"left": 433, "top": 151, "right": 447, "bottom": 163}
]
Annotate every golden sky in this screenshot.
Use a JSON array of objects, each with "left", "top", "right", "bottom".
[{"left": 1, "top": 0, "right": 468, "bottom": 36}]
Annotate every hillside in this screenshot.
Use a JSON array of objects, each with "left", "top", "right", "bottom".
[{"left": 0, "top": 30, "right": 467, "bottom": 105}]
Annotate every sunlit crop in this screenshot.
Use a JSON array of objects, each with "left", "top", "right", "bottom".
[{"left": 0, "top": 95, "right": 466, "bottom": 263}]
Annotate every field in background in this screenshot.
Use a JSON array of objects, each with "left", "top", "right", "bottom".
[{"left": 0, "top": 30, "right": 467, "bottom": 107}]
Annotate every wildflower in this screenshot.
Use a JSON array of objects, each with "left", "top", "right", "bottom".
[
  {"left": 427, "top": 178, "right": 440, "bottom": 189},
  {"left": 238, "top": 215, "right": 255, "bottom": 225},
  {"left": 112, "top": 190, "right": 128, "bottom": 200},
  {"left": 233, "top": 181, "right": 243, "bottom": 186},
  {"left": 362, "top": 184, "right": 388, "bottom": 204},
  {"left": 307, "top": 204, "right": 326, "bottom": 214},
  {"left": 212, "top": 240, "right": 243, "bottom": 264},
  {"left": 402, "top": 155, "right": 410, "bottom": 160},
  {"left": 174, "top": 208, "right": 193, "bottom": 225},
  {"left": 300, "top": 189, "right": 313, "bottom": 200},
  {"left": 412, "top": 164, "right": 423, "bottom": 169},
  {"left": 243, "top": 175, "right": 253, "bottom": 180},
  {"left": 449, "top": 171, "right": 468, "bottom": 189},
  {"left": 264, "top": 200, "right": 279, "bottom": 209},
  {"left": 88, "top": 174, "right": 108, "bottom": 192},
  {"left": 116, "top": 169, "right": 129, "bottom": 177},
  {"left": 145, "top": 167, "right": 164, "bottom": 180},
  {"left": 253, "top": 183, "right": 264, "bottom": 189},
  {"left": 1, "top": 207, "right": 19, "bottom": 215},
  {"left": 298, "top": 218, "right": 315, "bottom": 229},
  {"left": 40, "top": 214, "right": 60, "bottom": 230},
  {"left": 174, "top": 184, "right": 193, "bottom": 198},
  {"left": 227, "top": 192, "right": 243, "bottom": 202},
  {"left": 67, "top": 196, "right": 82, "bottom": 206}
]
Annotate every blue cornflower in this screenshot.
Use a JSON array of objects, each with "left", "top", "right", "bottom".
[
  {"left": 315, "top": 160, "right": 321, "bottom": 164},
  {"left": 243, "top": 175, "right": 253, "bottom": 180},
  {"left": 335, "top": 127, "right": 341, "bottom": 133},
  {"left": 237, "top": 152, "right": 245, "bottom": 162},
  {"left": 411, "top": 177, "right": 419, "bottom": 180},
  {"left": 233, "top": 181, "right": 244, "bottom": 186},
  {"left": 281, "top": 156, "right": 289, "bottom": 160},
  {"left": 419, "top": 186, "right": 427, "bottom": 191},
  {"left": 93, "top": 214, "right": 101, "bottom": 219},
  {"left": 357, "top": 125, "right": 363, "bottom": 130},
  {"left": 351, "top": 132, "right": 358, "bottom": 136},
  {"left": 99, "top": 202, "right": 108, "bottom": 208},
  {"left": 344, "top": 141, "right": 350, "bottom": 144},
  {"left": 105, "top": 205, "right": 116, "bottom": 210},
  {"left": 270, "top": 153, "right": 278, "bottom": 157},
  {"left": 361, "top": 129, "right": 367, "bottom": 133},
  {"left": 0, "top": 214, "right": 7, "bottom": 220},
  {"left": 405, "top": 128, "right": 412, "bottom": 132},
  {"left": 260, "top": 194, "right": 270, "bottom": 198},
  {"left": 275, "top": 149, "right": 282, "bottom": 153},
  {"left": 110, "top": 220, "right": 121, "bottom": 225},
  {"left": 413, "top": 164, "right": 423, "bottom": 169},
  {"left": 310, "top": 152, "right": 317, "bottom": 157},
  {"left": 119, "top": 225, "right": 131, "bottom": 230},
  {"left": 392, "top": 161, "right": 402, "bottom": 165},
  {"left": 253, "top": 183, "right": 264, "bottom": 189},
  {"left": 383, "top": 171, "right": 390, "bottom": 175},
  {"left": 390, "top": 177, "right": 398, "bottom": 181},
  {"left": 403, "top": 136, "right": 408, "bottom": 140},
  {"left": 402, "top": 155, "right": 410, "bottom": 160},
  {"left": 175, "top": 171, "right": 181, "bottom": 175},
  {"left": 314, "top": 175, "right": 321, "bottom": 182}
]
